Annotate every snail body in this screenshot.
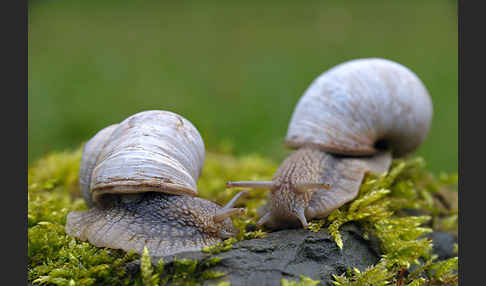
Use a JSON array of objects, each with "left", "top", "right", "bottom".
[
  {"left": 67, "top": 110, "right": 245, "bottom": 257},
  {"left": 227, "top": 58, "right": 432, "bottom": 229}
]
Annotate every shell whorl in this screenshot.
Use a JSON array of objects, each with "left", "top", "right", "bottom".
[
  {"left": 79, "top": 124, "right": 119, "bottom": 207},
  {"left": 285, "top": 58, "right": 433, "bottom": 157},
  {"left": 81, "top": 110, "right": 205, "bottom": 204}
]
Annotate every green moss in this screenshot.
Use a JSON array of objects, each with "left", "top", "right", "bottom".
[
  {"left": 281, "top": 275, "right": 320, "bottom": 286},
  {"left": 136, "top": 249, "right": 226, "bottom": 286},
  {"left": 331, "top": 262, "right": 393, "bottom": 286},
  {"left": 140, "top": 247, "right": 159, "bottom": 286},
  {"left": 28, "top": 146, "right": 139, "bottom": 286},
  {"left": 319, "top": 158, "right": 458, "bottom": 286},
  {"left": 28, "top": 147, "right": 457, "bottom": 286},
  {"left": 27, "top": 146, "right": 276, "bottom": 285}
]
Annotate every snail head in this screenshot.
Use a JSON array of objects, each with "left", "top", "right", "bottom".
[
  {"left": 226, "top": 181, "right": 330, "bottom": 229},
  {"left": 211, "top": 190, "right": 248, "bottom": 239},
  {"left": 271, "top": 181, "right": 331, "bottom": 229}
]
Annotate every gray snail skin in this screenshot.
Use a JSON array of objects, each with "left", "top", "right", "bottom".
[
  {"left": 66, "top": 110, "right": 246, "bottom": 257},
  {"left": 227, "top": 58, "right": 433, "bottom": 230}
]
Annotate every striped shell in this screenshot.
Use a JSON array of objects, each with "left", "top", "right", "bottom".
[
  {"left": 79, "top": 124, "right": 119, "bottom": 207},
  {"left": 285, "top": 58, "right": 433, "bottom": 157},
  {"left": 80, "top": 110, "right": 205, "bottom": 204}
]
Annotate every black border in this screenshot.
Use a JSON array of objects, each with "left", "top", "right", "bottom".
[
  {"left": 458, "top": 0, "right": 484, "bottom": 284},
  {"left": 5, "top": 0, "right": 27, "bottom": 283}
]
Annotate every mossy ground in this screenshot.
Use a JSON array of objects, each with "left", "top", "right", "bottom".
[{"left": 28, "top": 146, "right": 458, "bottom": 286}]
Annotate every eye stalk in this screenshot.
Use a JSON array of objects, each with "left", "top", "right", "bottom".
[
  {"left": 213, "top": 208, "right": 245, "bottom": 223},
  {"left": 226, "top": 181, "right": 277, "bottom": 190},
  {"left": 212, "top": 190, "right": 248, "bottom": 223},
  {"left": 226, "top": 181, "right": 331, "bottom": 229},
  {"left": 226, "top": 181, "right": 331, "bottom": 193}
]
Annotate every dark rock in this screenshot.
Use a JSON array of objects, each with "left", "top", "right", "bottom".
[
  {"left": 405, "top": 231, "right": 457, "bottom": 278},
  {"left": 245, "top": 223, "right": 258, "bottom": 232},
  {"left": 124, "top": 260, "right": 143, "bottom": 278},
  {"left": 146, "top": 222, "right": 379, "bottom": 286},
  {"left": 426, "top": 231, "right": 457, "bottom": 260}
]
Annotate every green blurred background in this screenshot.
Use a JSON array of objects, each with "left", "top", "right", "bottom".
[{"left": 28, "top": 0, "right": 458, "bottom": 173}]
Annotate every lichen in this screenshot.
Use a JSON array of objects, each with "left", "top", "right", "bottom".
[{"left": 27, "top": 146, "right": 457, "bottom": 286}]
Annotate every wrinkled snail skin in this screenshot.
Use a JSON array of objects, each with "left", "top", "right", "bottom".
[
  {"left": 66, "top": 110, "right": 246, "bottom": 257},
  {"left": 227, "top": 58, "right": 432, "bottom": 230},
  {"left": 66, "top": 192, "right": 244, "bottom": 258},
  {"left": 253, "top": 147, "right": 392, "bottom": 229}
]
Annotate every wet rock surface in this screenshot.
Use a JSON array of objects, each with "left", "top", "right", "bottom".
[
  {"left": 150, "top": 223, "right": 380, "bottom": 286},
  {"left": 124, "top": 222, "right": 458, "bottom": 286},
  {"left": 426, "top": 231, "right": 457, "bottom": 260},
  {"left": 124, "top": 222, "right": 459, "bottom": 286},
  {"left": 204, "top": 224, "right": 379, "bottom": 286}
]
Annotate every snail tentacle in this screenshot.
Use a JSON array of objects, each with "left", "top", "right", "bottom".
[
  {"left": 227, "top": 58, "right": 432, "bottom": 230},
  {"left": 223, "top": 190, "right": 249, "bottom": 209},
  {"left": 226, "top": 181, "right": 277, "bottom": 190},
  {"left": 213, "top": 208, "right": 245, "bottom": 223}
]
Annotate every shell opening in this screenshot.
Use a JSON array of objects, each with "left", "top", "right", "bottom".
[{"left": 374, "top": 139, "right": 389, "bottom": 152}]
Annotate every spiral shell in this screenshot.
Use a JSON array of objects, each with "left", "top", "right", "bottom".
[
  {"left": 285, "top": 58, "right": 433, "bottom": 157},
  {"left": 227, "top": 58, "right": 434, "bottom": 230},
  {"left": 68, "top": 110, "right": 246, "bottom": 259},
  {"left": 79, "top": 124, "right": 119, "bottom": 207},
  {"left": 82, "top": 110, "right": 205, "bottom": 204}
]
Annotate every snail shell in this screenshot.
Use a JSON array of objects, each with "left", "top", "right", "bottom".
[
  {"left": 67, "top": 110, "right": 245, "bottom": 257},
  {"left": 89, "top": 110, "right": 205, "bottom": 203},
  {"left": 227, "top": 58, "right": 433, "bottom": 229},
  {"left": 286, "top": 58, "right": 433, "bottom": 157},
  {"left": 78, "top": 124, "right": 119, "bottom": 207}
]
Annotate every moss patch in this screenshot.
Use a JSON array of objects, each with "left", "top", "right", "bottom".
[
  {"left": 324, "top": 158, "right": 458, "bottom": 286},
  {"left": 27, "top": 146, "right": 277, "bottom": 285},
  {"left": 281, "top": 275, "right": 320, "bottom": 286},
  {"left": 28, "top": 146, "right": 457, "bottom": 285}
]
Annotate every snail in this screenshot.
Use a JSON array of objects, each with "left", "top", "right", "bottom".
[
  {"left": 66, "top": 110, "right": 246, "bottom": 258},
  {"left": 226, "top": 58, "right": 433, "bottom": 230}
]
